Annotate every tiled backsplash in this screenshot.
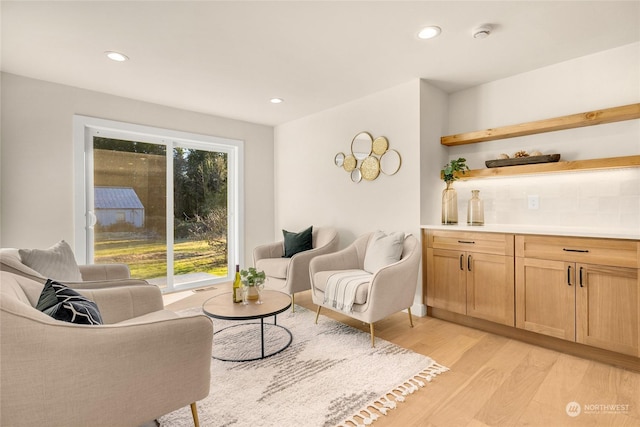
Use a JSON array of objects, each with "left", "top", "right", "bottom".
[{"left": 450, "top": 168, "right": 640, "bottom": 234}]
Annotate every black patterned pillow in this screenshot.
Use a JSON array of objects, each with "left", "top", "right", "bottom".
[{"left": 36, "top": 279, "right": 103, "bottom": 325}]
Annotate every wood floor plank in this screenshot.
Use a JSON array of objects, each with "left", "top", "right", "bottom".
[
  {"left": 616, "top": 369, "right": 640, "bottom": 419},
  {"left": 474, "top": 347, "right": 559, "bottom": 426},
  {"left": 449, "top": 333, "right": 510, "bottom": 375},
  {"left": 428, "top": 366, "right": 508, "bottom": 427},
  {"left": 530, "top": 353, "right": 590, "bottom": 407}
]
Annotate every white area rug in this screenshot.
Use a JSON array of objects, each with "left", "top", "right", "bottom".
[{"left": 159, "top": 305, "right": 448, "bottom": 427}]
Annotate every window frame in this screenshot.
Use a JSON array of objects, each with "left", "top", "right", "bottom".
[{"left": 73, "top": 115, "right": 244, "bottom": 291}]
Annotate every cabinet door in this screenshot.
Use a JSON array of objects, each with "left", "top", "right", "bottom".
[
  {"left": 516, "top": 257, "right": 575, "bottom": 340},
  {"left": 426, "top": 248, "right": 466, "bottom": 314},
  {"left": 467, "top": 253, "right": 515, "bottom": 326},
  {"left": 576, "top": 263, "right": 639, "bottom": 357}
]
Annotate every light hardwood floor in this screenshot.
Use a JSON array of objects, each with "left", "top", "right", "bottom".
[{"left": 165, "top": 286, "right": 640, "bottom": 427}]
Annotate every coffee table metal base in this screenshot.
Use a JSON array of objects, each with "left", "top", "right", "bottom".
[
  {"left": 203, "top": 290, "right": 293, "bottom": 362},
  {"left": 212, "top": 319, "right": 293, "bottom": 362}
]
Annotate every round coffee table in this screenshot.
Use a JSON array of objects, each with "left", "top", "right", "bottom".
[{"left": 202, "top": 290, "right": 292, "bottom": 362}]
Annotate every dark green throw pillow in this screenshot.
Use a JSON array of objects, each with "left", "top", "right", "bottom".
[
  {"left": 36, "top": 279, "right": 103, "bottom": 325},
  {"left": 282, "top": 226, "right": 313, "bottom": 258}
]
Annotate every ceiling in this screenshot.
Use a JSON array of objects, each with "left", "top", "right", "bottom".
[{"left": 2, "top": 1, "right": 639, "bottom": 127}]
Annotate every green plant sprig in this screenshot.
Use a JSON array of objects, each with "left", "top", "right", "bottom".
[
  {"left": 441, "top": 157, "right": 469, "bottom": 184},
  {"left": 240, "top": 267, "right": 266, "bottom": 286}
]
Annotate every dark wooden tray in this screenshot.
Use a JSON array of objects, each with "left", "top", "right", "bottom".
[{"left": 485, "top": 154, "right": 561, "bottom": 168}]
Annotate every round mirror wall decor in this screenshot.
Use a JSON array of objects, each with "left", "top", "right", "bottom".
[
  {"left": 350, "top": 168, "right": 362, "bottom": 183},
  {"left": 335, "top": 132, "right": 401, "bottom": 183},
  {"left": 351, "top": 132, "right": 373, "bottom": 161},
  {"left": 380, "top": 149, "right": 402, "bottom": 175}
]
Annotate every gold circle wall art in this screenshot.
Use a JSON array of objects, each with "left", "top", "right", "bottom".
[
  {"left": 361, "top": 156, "right": 380, "bottom": 181},
  {"left": 372, "top": 136, "right": 388, "bottom": 155},
  {"left": 334, "top": 132, "right": 401, "bottom": 183},
  {"left": 342, "top": 154, "right": 357, "bottom": 172}
]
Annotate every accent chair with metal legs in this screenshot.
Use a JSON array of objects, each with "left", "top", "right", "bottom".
[
  {"left": 254, "top": 226, "right": 339, "bottom": 310},
  {"left": 309, "top": 231, "right": 421, "bottom": 347}
]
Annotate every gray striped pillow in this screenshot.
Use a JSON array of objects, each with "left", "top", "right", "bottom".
[{"left": 19, "top": 240, "right": 82, "bottom": 281}]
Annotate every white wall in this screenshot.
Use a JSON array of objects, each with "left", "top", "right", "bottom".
[
  {"left": 0, "top": 73, "right": 275, "bottom": 267},
  {"left": 274, "top": 79, "right": 421, "bottom": 243},
  {"left": 438, "top": 42, "right": 640, "bottom": 233},
  {"left": 419, "top": 81, "right": 449, "bottom": 226},
  {"left": 274, "top": 79, "right": 424, "bottom": 312}
]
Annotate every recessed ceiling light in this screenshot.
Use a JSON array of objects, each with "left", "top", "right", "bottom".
[
  {"left": 270, "top": 98, "right": 284, "bottom": 104},
  {"left": 417, "top": 26, "right": 441, "bottom": 40},
  {"left": 105, "top": 51, "right": 129, "bottom": 62}
]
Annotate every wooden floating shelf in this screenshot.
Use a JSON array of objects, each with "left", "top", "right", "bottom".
[
  {"left": 441, "top": 103, "right": 640, "bottom": 146},
  {"left": 449, "top": 155, "right": 640, "bottom": 180}
]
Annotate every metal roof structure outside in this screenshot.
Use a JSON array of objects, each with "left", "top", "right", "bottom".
[{"left": 95, "top": 187, "right": 144, "bottom": 209}]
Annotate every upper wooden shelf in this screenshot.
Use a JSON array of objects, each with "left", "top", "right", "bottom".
[
  {"left": 441, "top": 103, "right": 640, "bottom": 146},
  {"left": 452, "top": 155, "right": 640, "bottom": 180}
]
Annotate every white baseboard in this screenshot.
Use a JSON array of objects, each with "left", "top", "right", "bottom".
[{"left": 404, "top": 303, "right": 427, "bottom": 318}]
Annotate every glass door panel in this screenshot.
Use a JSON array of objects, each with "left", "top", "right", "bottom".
[
  {"left": 172, "top": 147, "right": 229, "bottom": 286},
  {"left": 93, "top": 138, "right": 169, "bottom": 289}
]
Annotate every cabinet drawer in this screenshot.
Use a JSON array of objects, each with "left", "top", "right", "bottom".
[
  {"left": 515, "top": 235, "right": 640, "bottom": 268},
  {"left": 427, "top": 229, "right": 514, "bottom": 256}
]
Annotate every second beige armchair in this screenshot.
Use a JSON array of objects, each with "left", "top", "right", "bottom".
[
  {"left": 254, "top": 226, "right": 339, "bottom": 309},
  {"left": 309, "top": 231, "right": 421, "bottom": 347}
]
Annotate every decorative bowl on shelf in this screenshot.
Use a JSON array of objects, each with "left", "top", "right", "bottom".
[{"left": 485, "top": 154, "right": 561, "bottom": 168}]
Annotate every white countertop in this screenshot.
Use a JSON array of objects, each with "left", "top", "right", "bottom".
[{"left": 421, "top": 224, "right": 640, "bottom": 240}]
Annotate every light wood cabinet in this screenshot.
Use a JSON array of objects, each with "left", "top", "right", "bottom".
[
  {"left": 425, "top": 230, "right": 515, "bottom": 326},
  {"left": 515, "top": 235, "right": 640, "bottom": 357}
]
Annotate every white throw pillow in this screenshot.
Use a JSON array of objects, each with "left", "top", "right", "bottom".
[
  {"left": 363, "top": 231, "right": 405, "bottom": 274},
  {"left": 19, "top": 240, "right": 83, "bottom": 281}
]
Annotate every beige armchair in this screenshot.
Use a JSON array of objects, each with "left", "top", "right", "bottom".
[
  {"left": 254, "top": 227, "right": 339, "bottom": 309},
  {"left": 0, "top": 271, "right": 212, "bottom": 427},
  {"left": 310, "top": 232, "right": 421, "bottom": 347}
]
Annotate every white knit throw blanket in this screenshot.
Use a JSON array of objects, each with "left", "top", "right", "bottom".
[{"left": 323, "top": 270, "right": 372, "bottom": 313}]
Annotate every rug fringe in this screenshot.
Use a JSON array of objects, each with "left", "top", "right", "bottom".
[{"left": 336, "top": 362, "right": 449, "bottom": 427}]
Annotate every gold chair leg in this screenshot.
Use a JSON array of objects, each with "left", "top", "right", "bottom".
[
  {"left": 190, "top": 402, "right": 200, "bottom": 427},
  {"left": 408, "top": 307, "right": 414, "bottom": 328},
  {"left": 315, "top": 306, "right": 321, "bottom": 324},
  {"left": 291, "top": 293, "right": 295, "bottom": 312},
  {"left": 370, "top": 323, "right": 375, "bottom": 347}
]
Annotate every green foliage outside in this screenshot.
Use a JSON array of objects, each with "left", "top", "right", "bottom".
[{"left": 94, "top": 236, "right": 228, "bottom": 280}]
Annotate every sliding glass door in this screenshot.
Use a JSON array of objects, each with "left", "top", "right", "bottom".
[{"left": 74, "top": 116, "right": 242, "bottom": 293}]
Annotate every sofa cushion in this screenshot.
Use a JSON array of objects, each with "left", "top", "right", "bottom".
[
  {"left": 115, "top": 309, "right": 179, "bottom": 325},
  {"left": 18, "top": 240, "right": 82, "bottom": 282},
  {"left": 313, "top": 269, "right": 370, "bottom": 305},
  {"left": 36, "top": 279, "right": 103, "bottom": 325},
  {"left": 255, "top": 257, "right": 289, "bottom": 279},
  {"left": 363, "top": 231, "right": 405, "bottom": 274},
  {"left": 282, "top": 226, "right": 313, "bottom": 258}
]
